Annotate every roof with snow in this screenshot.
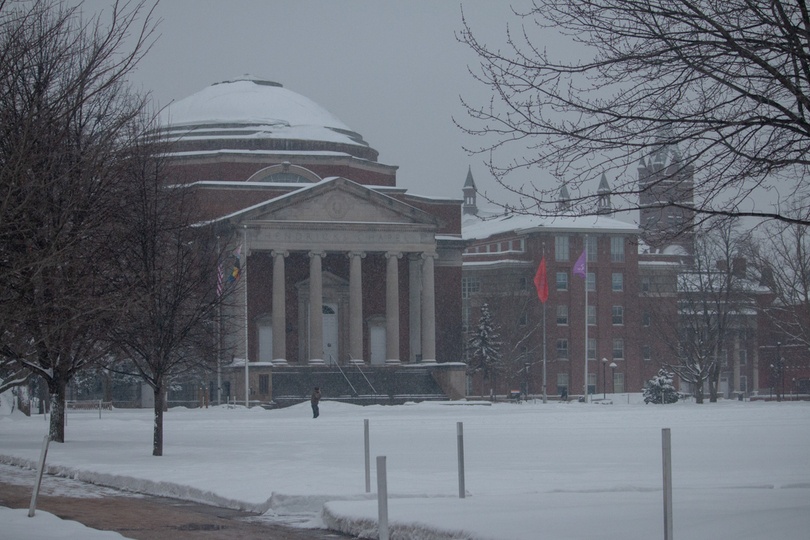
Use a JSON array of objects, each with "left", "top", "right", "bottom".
[
  {"left": 462, "top": 211, "right": 638, "bottom": 240},
  {"left": 160, "top": 75, "right": 371, "bottom": 151}
]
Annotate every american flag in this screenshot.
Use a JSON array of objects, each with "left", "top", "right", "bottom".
[{"left": 216, "top": 261, "right": 224, "bottom": 297}]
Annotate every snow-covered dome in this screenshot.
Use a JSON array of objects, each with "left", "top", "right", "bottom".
[{"left": 160, "top": 75, "right": 377, "bottom": 161}]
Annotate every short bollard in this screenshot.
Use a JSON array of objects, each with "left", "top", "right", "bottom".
[
  {"left": 364, "top": 419, "right": 371, "bottom": 493},
  {"left": 377, "top": 456, "right": 389, "bottom": 540},
  {"left": 457, "top": 421, "right": 465, "bottom": 498},
  {"left": 662, "top": 428, "right": 673, "bottom": 540}
]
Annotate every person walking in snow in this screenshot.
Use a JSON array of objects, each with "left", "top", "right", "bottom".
[{"left": 311, "top": 387, "right": 321, "bottom": 418}]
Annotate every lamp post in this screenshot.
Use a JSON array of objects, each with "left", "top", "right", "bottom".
[
  {"left": 610, "top": 362, "right": 618, "bottom": 393},
  {"left": 602, "top": 358, "right": 608, "bottom": 399}
]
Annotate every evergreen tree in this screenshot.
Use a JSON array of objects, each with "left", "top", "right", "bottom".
[
  {"left": 467, "top": 303, "right": 503, "bottom": 400},
  {"left": 644, "top": 368, "right": 680, "bottom": 405}
]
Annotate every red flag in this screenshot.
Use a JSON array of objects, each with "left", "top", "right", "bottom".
[{"left": 534, "top": 257, "right": 549, "bottom": 303}]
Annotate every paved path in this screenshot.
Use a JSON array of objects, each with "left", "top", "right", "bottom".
[{"left": 0, "top": 464, "right": 352, "bottom": 540}]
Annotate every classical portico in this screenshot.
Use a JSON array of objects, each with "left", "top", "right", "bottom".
[{"left": 223, "top": 177, "right": 441, "bottom": 367}]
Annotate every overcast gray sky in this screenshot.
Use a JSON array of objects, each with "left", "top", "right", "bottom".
[{"left": 76, "top": 1, "right": 546, "bottom": 203}]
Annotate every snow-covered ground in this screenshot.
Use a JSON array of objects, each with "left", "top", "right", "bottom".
[{"left": 1, "top": 395, "right": 808, "bottom": 540}]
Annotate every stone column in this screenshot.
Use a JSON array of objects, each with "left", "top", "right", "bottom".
[
  {"left": 348, "top": 251, "right": 365, "bottom": 364},
  {"left": 271, "top": 250, "right": 288, "bottom": 365},
  {"left": 309, "top": 251, "right": 325, "bottom": 365},
  {"left": 408, "top": 255, "right": 422, "bottom": 363},
  {"left": 385, "top": 251, "right": 402, "bottom": 364},
  {"left": 420, "top": 252, "right": 437, "bottom": 364}
]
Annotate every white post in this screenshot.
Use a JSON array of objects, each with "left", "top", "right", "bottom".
[
  {"left": 364, "top": 419, "right": 371, "bottom": 493},
  {"left": 457, "top": 421, "right": 465, "bottom": 498},
  {"left": 28, "top": 435, "right": 50, "bottom": 517},
  {"left": 377, "top": 455, "right": 389, "bottom": 540},
  {"left": 243, "top": 229, "right": 249, "bottom": 408},
  {"left": 584, "top": 235, "right": 589, "bottom": 403},
  {"left": 662, "top": 428, "right": 673, "bottom": 540}
]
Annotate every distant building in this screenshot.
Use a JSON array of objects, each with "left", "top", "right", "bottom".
[
  {"left": 161, "top": 76, "right": 466, "bottom": 406},
  {"left": 461, "top": 170, "right": 660, "bottom": 399}
]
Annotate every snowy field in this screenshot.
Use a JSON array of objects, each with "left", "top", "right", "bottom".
[{"left": 1, "top": 396, "right": 808, "bottom": 540}]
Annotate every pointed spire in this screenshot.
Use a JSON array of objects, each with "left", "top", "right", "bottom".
[
  {"left": 464, "top": 166, "right": 476, "bottom": 189},
  {"left": 462, "top": 166, "right": 478, "bottom": 215},
  {"left": 596, "top": 173, "right": 612, "bottom": 215},
  {"left": 558, "top": 184, "right": 571, "bottom": 210}
]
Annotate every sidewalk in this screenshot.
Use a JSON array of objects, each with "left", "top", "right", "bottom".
[{"left": 0, "top": 465, "right": 350, "bottom": 540}]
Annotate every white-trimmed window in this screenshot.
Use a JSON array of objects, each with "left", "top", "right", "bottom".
[
  {"left": 613, "top": 338, "right": 624, "bottom": 360},
  {"left": 557, "top": 305, "right": 569, "bottom": 325},
  {"left": 587, "top": 272, "right": 596, "bottom": 292},
  {"left": 557, "top": 373, "right": 569, "bottom": 395},
  {"left": 588, "top": 338, "right": 597, "bottom": 360},
  {"left": 613, "top": 372, "right": 625, "bottom": 393},
  {"left": 557, "top": 339, "right": 569, "bottom": 359},
  {"left": 643, "top": 345, "right": 651, "bottom": 361},
  {"left": 611, "top": 237, "right": 625, "bottom": 262},
  {"left": 555, "top": 236, "right": 570, "bottom": 261},
  {"left": 612, "top": 305, "right": 624, "bottom": 325},
  {"left": 462, "top": 276, "right": 480, "bottom": 299},
  {"left": 739, "top": 350, "right": 747, "bottom": 366},
  {"left": 588, "top": 373, "right": 597, "bottom": 395},
  {"left": 586, "top": 236, "right": 598, "bottom": 262},
  {"left": 588, "top": 305, "right": 597, "bottom": 326},
  {"left": 557, "top": 272, "right": 568, "bottom": 291},
  {"left": 612, "top": 273, "right": 623, "bottom": 291}
]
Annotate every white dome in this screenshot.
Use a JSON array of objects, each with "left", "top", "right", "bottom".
[{"left": 160, "top": 75, "right": 370, "bottom": 149}]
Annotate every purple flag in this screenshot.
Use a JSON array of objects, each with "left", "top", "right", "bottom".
[{"left": 573, "top": 249, "right": 587, "bottom": 278}]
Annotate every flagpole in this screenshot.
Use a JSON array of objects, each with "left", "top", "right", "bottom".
[
  {"left": 243, "top": 227, "right": 249, "bottom": 408},
  {"left": 542, "top": 243, "right": 547, "bottom": 404},
  {"left": 584, "top": 235, "right": 589, "bottom": 403}
]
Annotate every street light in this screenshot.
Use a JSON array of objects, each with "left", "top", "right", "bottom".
[
  {"left": 609, "top": 362, "right": 618, "bottom": 393},
  {"left": 602, "top": 358, "right": 608, "bottom": 399}
]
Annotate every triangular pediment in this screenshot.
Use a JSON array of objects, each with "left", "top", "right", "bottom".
[{"left": 224, "top": 177, "right": 439, "bottom": 227}]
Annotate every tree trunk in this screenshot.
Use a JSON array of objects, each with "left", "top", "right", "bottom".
[
  {"left": 153, "top": 384, "right": 164, "bottom": 456},
  {"left": 48, "top": 379, "right": 66, "bottom": 443},
  {"left": 695, "top": 385, "right": 704, "bottom": 404},
  {"left": 709, "top": 365, "right": 720, "bottom": 402}
]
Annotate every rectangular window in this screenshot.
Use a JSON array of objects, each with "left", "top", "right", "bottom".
[
  {"left": 557, "top": 339, "right": 569, "bottom": 359},
  {"left": 613, "top": 372, "right": 625, "bottom": 393},
  {"left": 643, "top": 312, "right": 651, "bottom": 327},
  {"left": 259, "top": 374, "right": 270, "bottom": 395},
  {"left": 557, "top": 305, "right": 569, "bottom": 325},
  {"left": 612, "top": 273, "right": 623, "bottom": 291},
  {"left": 588, "top": 373, "right": 597, "bottom": 395},
  {"left": 587, "top": 272, "right": 596, "bottom": 291},
  {"left": 739, "top": 350, "right": 747, "bottom": 366},
  {"left": 642, "top": 277, "right": 651, "bottom": 293},
  {"left": 461, "top": 276, "right": 480, "bottom": 299},
  {"left": 587, "top": 338, "right": 597, "bottom": 360},
  {"left": 643, "top": 345, "right": 651, "bottom": 360},
  {"left": 613, "top": 338, "right": 624, "bottom": 360},
  {"left": 462, "top": 306, "right": 472, "bottom": 332},
  {"left": 740, "top": 375, "right": 748, "bottom": 393},
  {"left": 611, "top": 237, "right": 625, "bottom": 262},
  {"left": 555, "top": 236, "right": 570, "bottom": 261},
  {"left": 586, "top": 236, "right": 598, "bottom": 262},
  {"left": 611, "top": 305, "right": 621, "bottom": 324},
  {"left": 587, "top": 305, "right": 597, "bottom": 326},
  {"left": 557, "top": 373, "right": 569, "bottom": 396},
  {"left": 556, "top": 272, "right": 568, "bottom": 291}
]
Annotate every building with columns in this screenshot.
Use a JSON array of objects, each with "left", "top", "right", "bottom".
[{"left": 161, "top": 76, "right": 465, "bottom": 405}]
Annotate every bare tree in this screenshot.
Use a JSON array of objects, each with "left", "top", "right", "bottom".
[
  {"left": 107, "top": 122, "right": 225, "bottom": 456},
  {"left": 662, "top": 220, "right": 753, "bottom": 402},
  {"left": 0, "top": 0, "right": 156, "bottom": 441},
  {"left": 458, "top": 1, "right": 810, "bottom": 231},
  {"left": 748, "top": 219, "right": 810, "bottom": 348}
]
